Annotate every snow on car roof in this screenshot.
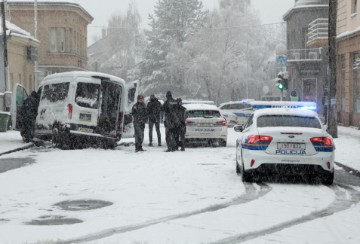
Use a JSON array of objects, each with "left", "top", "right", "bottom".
[
  {"left": 219, "top": 99, "right": 254, "bottom": 106},
  {"left": 182, "top": 100, "right": 215, "bottom": 105},
  {"left": 183, "top": 103, "right": 220, "bottom": 111},
  {"left": 254, "top": 108, "right": 318, "bottom": 118}
]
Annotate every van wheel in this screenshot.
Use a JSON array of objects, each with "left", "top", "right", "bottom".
[{"left": 220, "top": 140, "right": 227, "bottom": 147}]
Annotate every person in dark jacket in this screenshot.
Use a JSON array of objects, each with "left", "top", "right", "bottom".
[
  {"left": 20, "top": 91, "right": 40, "bottom": 142},
  {"left": 147, "top": 94, "right": 162, "bottom": 146},
  {"left": 174, "top": 98, "right": 186, "bottom": 151},
  {"left": 162, "top": 91, "right": 177, "bottom": 152},
  {"left": 131, "top": 94, "right": 148, "bottom": 152}
]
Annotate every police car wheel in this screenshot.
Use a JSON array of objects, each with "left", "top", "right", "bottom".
[
  {"left": 321, "top": 172, "right": 334, "bottom": 185},
  {"left": 236, "top": 160, "right": 241, "bottom": 175}
]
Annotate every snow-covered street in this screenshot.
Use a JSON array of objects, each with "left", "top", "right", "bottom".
[{"left": 0, "top": 127, "right": 360, "bottom": 243}]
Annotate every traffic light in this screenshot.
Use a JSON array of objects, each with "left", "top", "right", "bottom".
[
  {"left": 276, "top": 75, "right": 288, "bottom": 91},
  {"left": 276, "top": 82, "right": 284, "bottom": 91}
]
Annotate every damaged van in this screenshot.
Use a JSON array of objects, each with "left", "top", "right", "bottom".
[{"left": 34, "top": 71, "right": 130, "bottom": 149}]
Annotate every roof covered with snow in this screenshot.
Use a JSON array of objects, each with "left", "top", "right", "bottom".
[
  {"left": 183, "top": 104, "right": 220, "bottom": 111},
  {"left": 0, "top": 19, "right": 39, "bottom": 43},
  {"left": 7, "top": 1, "right": 93, "bottom": 21},
  {"left": 253, "top": 108, "right": 318, "bottom": 118}
]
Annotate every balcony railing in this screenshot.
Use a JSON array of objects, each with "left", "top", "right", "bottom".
[
  {"left": 287, "top": 48, "right": 323, "bottom": 62},
  {"left": 307, "top": 18, "right": 328, "bottom": 47}
]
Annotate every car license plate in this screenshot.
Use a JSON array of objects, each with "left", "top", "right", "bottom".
[
  {"left": 79, "top": 113, "right": 92, "bottom": 122},
  {"left": 277, "top": 143, "right": 306, "bottom": 150},
  {"left": 195, "top": 128, "right": 215, "bottom": 132},
  {"left": 79, "top": 127, "right": 93, "bottom": 133}
]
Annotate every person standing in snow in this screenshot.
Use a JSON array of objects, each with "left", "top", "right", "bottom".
[
  {"left": 162, "top": 91, "right": 177, "bottom": 152},
  {"left": 147, "top": 94, "right": 162, "bottom": 146},
  {"left": 20, "top": 91, "right": 40, "bottom": 142},
  {"left": 174, "top": 98, "right": 186, "bottom": 151},
  {"left": 131, "top": 94, "right": 148, "bottom": 152}
]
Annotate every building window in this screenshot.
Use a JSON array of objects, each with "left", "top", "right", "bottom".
[
  {"left": 352, "top": 52, "right": 360, "bottom": 113},
  {"left": 352, "top": 0, "right": 358, "bottom": 14},
  {"left": 340, "top": 55, "right": 346, "bottom": 111},
  {"left": 59, "top": 28, "right": 66, "bottom": 52},
  {"left": 50, "top": 28, "right": 57, "bottom": 52}
]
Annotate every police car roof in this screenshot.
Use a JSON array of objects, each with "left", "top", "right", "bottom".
[
  {"left": 183, "top": 103, "right": 220, "bottom": 111},
  {"left": 253, "top": 108, "right": 318, "bottom": 118}
]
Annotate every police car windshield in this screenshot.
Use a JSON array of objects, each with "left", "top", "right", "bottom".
[
  {"left": 257, "top": 115, "right": 321, "bottom": 129},
  {"left": 187, "top": 110, "right": 221, "bottom": 118}
]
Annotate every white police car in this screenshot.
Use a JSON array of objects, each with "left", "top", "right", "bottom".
[
  {"left": 184, "top": 104, "right": 228, "bottom": 146},
  {"left": 234, "top": 108, "right": 334, "bottom": 185},
  {"left": 219, "top": 100, "right": 253, "bottom": 126}
]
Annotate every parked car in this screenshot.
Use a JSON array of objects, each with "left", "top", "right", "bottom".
[
  {"left": 234, "top": 108, "right": 334, "bottom": 185},
  {"left": 33, "top": 71, "right": 130, "bottom": 149},
  {"left": 184, "top": 103, "right": 228, "bottom": 147},
  {"left": 219, "top": 100, "right": 254, "bottom": 126}
]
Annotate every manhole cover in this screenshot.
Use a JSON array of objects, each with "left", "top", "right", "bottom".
[
  {"left": 55, "top": 199, "right": 113, "bottom": 211},
  {"left": 27, "top": 215, "right": 82, "bottom": 225}
]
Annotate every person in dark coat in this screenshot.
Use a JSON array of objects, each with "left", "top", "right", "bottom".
[
  {"left": 20, "top": 91, "right": 40, "bottom": 143},
  {"left": 131, "top": 94, "right": 148, "bottom": 152},
  {"left": 147, "top": 94, "right": 162, "bottom": 146},
  {"left": 162, "top": 91, "right": 177, "bottom": 152},
  {"left": 174, "top": 98, "right": 186, "bottom": 151}
]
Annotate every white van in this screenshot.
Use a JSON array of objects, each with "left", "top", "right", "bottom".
[{"left": 34, "top": 71, "right": 129, "bottom": 149}]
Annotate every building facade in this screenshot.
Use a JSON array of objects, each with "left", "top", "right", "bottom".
[
  {"left": 283, "top": 0, "right": 329, "bottom": 115},
  {"left": 7, "top": 1, "right": 93, "bottom": 88},
  {"left": 337, "top": 0, "right": 360, "bottom": 127},
  {"left": 0, "top": 20, "right": 39, "bottom": 93}
]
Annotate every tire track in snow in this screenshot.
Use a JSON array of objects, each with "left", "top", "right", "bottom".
[
  {"left": 211, "top": 183, "right": 360, "bottom": 244},
  {"left": 60, "top": 183, "right": 271, "bottom": 243}
]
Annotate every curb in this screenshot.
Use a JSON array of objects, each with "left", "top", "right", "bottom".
[
  {"left": 335, "top": 162, "right": 360, "bottom": 178},
  {"left": 0, "top": 143, "right": 35, "bottom": 157}
]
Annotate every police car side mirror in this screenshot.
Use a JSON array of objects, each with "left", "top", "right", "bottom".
[{"left": 234, "top": 125, "right": 244, "bottom": 132}]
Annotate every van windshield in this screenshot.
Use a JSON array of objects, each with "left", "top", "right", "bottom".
[{"left": 75, "top": 83, "right": 100, "bottom": 109}]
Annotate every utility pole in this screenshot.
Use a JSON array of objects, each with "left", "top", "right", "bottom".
[
  {"left": 1, "top": 1, "right": 8, "bottom": 92},
  {"left": 327, "top": 0, "right": 338, "bottom": 138},
  {"left": 34, "top": 0, "right": 38, "bottom": 90}
]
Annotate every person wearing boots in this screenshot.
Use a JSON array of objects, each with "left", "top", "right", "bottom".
[
  {"left": 20, "top": 91, "right": 40, "bottom": 142},
  {"left": 162, "top": 91, "right": 177, "bottom": 152},
  {"left": 174, "top": 98, "right": 186, "bottom": 151},
  {"left": 147, "top": 94, "right": 162, "bottom": 146},
  {"left": 131, "top": 94, "right": 148, "bottom": 152}
]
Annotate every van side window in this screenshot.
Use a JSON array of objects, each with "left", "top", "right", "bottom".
[
  {"left": 42, "top": 83, "right": 70, "bottom": 102},
  {"left": 75, "top": 83, "right": 100, "bottom": 109}
]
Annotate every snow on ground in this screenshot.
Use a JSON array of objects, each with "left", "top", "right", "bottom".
[
  {"left": 334, "top": 126, "right": 360, "bottom": 172},
  {"left": 0, "top": 125, "right": 359, "bottom": 243},
  {"left": 0, "top": 127, "right": 245, "bottom": 243},
  {"left": 244, "top": 186, "right": 360, "bottom": 244},
  {"left": 0, "top": 130, "right": 31, "bottom": 154}
]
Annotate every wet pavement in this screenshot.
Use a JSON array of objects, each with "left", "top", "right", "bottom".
[{"left": 0, "top": 157, "right": 35, "bottom": 173}]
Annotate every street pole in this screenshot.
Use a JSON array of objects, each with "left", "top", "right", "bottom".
[
  {"left": 327, "top": 0, "right": 338, "bottom": 138},
  {"left": 1, "top": 1, "right": 8, "bottom": 92},
  {"left": 34, "top": 0, "right": 38, "bottom": 90}
]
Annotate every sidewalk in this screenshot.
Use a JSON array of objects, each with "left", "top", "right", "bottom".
[
  {"left": 0, "top": 131, "right": 32, "bottom": 155},
  {"left": 334, "top": 126, "right": 360, "bottom": 172},
  {"left": 0, "top": 127, "right": 360, "bottom": 172}
]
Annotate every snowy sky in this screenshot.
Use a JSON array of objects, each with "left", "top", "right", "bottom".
[{"left": 66, "top": 0, "right": 294, "bottom": 45}]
